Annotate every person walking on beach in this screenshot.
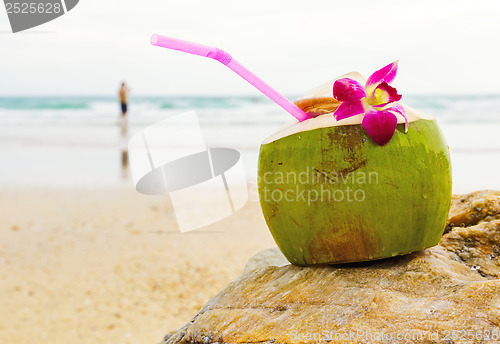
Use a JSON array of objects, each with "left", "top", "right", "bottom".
[
  {"left": 118, "top": 81, "right": 130, "bottom": 136},
  {"left": 119, "top": 82, "right": 130, "bottom": 120}
]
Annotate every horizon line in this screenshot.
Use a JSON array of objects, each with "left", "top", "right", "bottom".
[{"left": 0, "top": 92, "right": 500, "bottom": 98}]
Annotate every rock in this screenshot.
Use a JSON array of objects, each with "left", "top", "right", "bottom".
[
  {"left": 446, "top": 190, "right": 500, "bottom": 231},
  {"left": 161, "top": 191, "right": 500, "bottom": 344}
]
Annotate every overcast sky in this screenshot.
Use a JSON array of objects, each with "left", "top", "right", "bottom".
[{"left": 1, "top": 0, "right": 499, "bottom": 96}]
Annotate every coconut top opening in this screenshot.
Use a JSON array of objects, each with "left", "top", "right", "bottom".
[{"left": 263, "top": 72, "right": 434, "bottom": 144}]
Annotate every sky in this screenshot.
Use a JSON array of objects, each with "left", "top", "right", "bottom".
[{"left": 1, "top": 0, "right": 499, "bottom": 96}]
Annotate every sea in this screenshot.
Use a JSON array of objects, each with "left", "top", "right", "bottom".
[{"left": 0, "top": 95, "right": 499, "bottom": 193}]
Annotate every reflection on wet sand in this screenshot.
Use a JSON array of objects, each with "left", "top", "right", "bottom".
[
  {"left": 121, "top": 149, "right": 129, "bottom": 179},
  {"left": 120, "top": 118, "right": 129, "bottom": 180}
]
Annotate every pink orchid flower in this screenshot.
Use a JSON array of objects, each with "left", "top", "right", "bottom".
[{"left": 332, "top": 61, "right": 408, "bottom": 146}]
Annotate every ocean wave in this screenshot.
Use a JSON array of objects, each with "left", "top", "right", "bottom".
[
  {"left": 0, "top": 97, "right": 89, "bottom": 110},
  {"left": 1, "top": 95, "right": 500, "bottom": 125},
  {"left": 160, "top": 97, "right": 241, "bottom": 109}
]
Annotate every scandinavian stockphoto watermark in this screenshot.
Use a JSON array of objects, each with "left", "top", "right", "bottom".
[
  {"left": 258, "top": 167, "right": 379, "bottom": 205},
  {"left": 128, "top": 111, "right": 248, "bottom": 233},
  {"left": 290, "top": 329, "right": 499, "bottom": 342},
  {"left": 3, "top": 0, "right": 79, "bottom": 33}
]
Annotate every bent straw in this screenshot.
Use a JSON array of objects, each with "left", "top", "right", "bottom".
[{"left": 151, "top": 34, "right": 311, "bottom": 122}]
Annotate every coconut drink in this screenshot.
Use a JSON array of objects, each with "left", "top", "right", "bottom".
[
  {"left": 149, "top": 39, "right": 452, "bottom": 265},
  {"left": 258, "top": 62, "right": 452, "bottom": 265}
]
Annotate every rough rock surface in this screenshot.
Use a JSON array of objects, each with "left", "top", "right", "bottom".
[{"left": 162, "top": 191, "right": 500, "bottom": 344}]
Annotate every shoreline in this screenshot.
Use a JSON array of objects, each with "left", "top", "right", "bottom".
[{"left": 1, "top": 120, "right": 500, "bottom": 193}]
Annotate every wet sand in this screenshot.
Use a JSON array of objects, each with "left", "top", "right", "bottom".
[{"left": 0, "top": 188, "right": 275, "bottom": 344}]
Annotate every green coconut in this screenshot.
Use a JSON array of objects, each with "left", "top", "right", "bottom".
[{"left": 258, "top": 73, "right": 452, "bottom": 265}]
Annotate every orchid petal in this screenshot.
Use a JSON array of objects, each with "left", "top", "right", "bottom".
[
  {"left": 333, "top": 78, "right": 367, "bottom": 102},
  {"left": 365, "top": 61, "right": 399, "bottom": 96},
  {"left": 370, "top": 82, "right": 402, "bottom": 107},
  {"left": 333, "top": 100, "right": 367, "bottom": 121},
  {"left": 386, "top": 103, "right": 408, "bottom": 132},
  {"left": 362, "top": 109, "right": 398, "bottom": 146}
]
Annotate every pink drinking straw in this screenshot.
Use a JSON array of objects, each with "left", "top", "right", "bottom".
[{"left": 150, "top": 34, "right": 311, "bottom": 122}]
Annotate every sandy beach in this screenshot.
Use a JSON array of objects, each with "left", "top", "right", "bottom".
[{"left": 0, "top": 187, "right": 275, "bottom": 344}]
